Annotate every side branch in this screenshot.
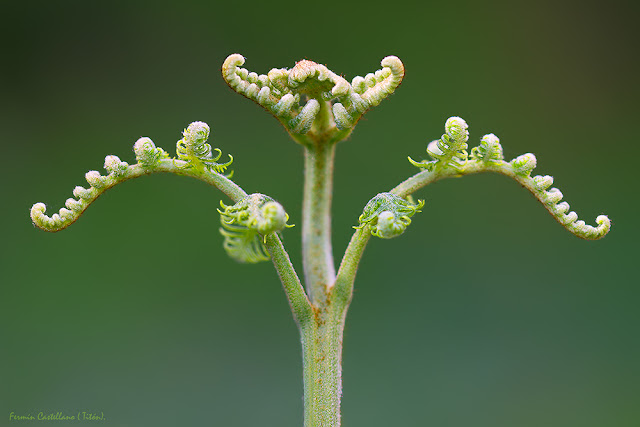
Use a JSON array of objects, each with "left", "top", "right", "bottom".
[
  {"left": 264, "top": 234, "right": 314, "bottom": 327},
  {"left": 331, "top": 193, "right": 421, "bottom": 312},
  {"left": 31, "top": 122, "right": 246, "bottom": 233},
  {"left": 31, "top": 159, "right": 246, "bottom": 233},
  {"left": 391, "top": 160, "right": 610, "bottom": 240},
  {"left": 332, "top": 228, "right": 371, "bottom": 312}
]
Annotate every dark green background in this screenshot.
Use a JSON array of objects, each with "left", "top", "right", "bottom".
[{"left": 2, "top": 1, "right": 638, "bottom": 426}]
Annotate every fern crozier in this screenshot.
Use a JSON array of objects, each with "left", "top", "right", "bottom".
[{"left": 222, "top": 54, "right": 404, "bottom": 136}]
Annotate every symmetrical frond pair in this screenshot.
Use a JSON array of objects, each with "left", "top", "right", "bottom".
[{"left": 222, "top": 54, "right": 404, "bottom": 136}]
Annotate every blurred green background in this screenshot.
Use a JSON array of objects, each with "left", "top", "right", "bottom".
[{"left": 2, "top": 0, "right": 638, "bottom": 426}]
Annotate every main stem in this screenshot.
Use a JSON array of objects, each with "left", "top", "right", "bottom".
[
  {"left": 299, "top": 100, "right": 346, "bottom": 427},
  {"left": 301, "top": 305, "right": 345, "bottom": 427},
  {"left": 302, "top": 141, "right": 337, "bottom": 303}
]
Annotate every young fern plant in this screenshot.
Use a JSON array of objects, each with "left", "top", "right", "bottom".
[{"left": 31, "top": 53, "right": 610, "bottom": 427}]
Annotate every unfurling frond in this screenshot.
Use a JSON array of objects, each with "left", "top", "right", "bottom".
[
  {"left": 399, "top": 116, "right": 610, "bottom": 240},
  {"left": 470, "top": 133, "right": 504, "bottom": 163},
  {"left": 134, "top": 137, "right": 169, "bottom": 167},
  {"left": 31, "top": 122, "right": 243, "bottom": 232},
  {"left": 218, "top": 194, "right": 294, "bottom": 263},
  {"left": 222, "top": 54, "right": 404, "bottom": 137},
  {"left": 355, "top": 193, "right": 424, "bottom": 239},
  {"left": 176, "top": 121, "right": 233, "bottom": 176},
  {"left": 409, "top": 116, "right": 469, "bottom": 171}
]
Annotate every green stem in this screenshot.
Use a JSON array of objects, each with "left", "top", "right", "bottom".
[
  {"left": 156, "top": 159, "right": 247, "bottom": 202},
  {"left": 263, "top": 233, "right": 314, "bottom": 327},
  {"left": 300, "top": 229, "right": 371, "bottom": 427},
  {"left": 302, "top": 134, "right": 337, "bottom": 304},
  {"left": 389, "top": 165, "right": 459, "bottom": 198},
  {"left": 296, "top": 100, "right": 350, "bottom": 426},
  {"left": 332, "top": 228, "right": 371, "bottom": 312},
  {"left": 301, "top": 307, "right": 345, "bottom": 427}
]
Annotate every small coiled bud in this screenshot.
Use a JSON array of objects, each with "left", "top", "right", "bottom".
[
  {"left": 512, "top": 153, "right": 537, "bottom": 176},
  {"left": 58, "top": 208, "right": 73, "bottom": 220},
  {"left": 30, "top": 203, "right": 50, "bottom": 228},
  {"left": 374, "top": 211, "right": 410, "bottom": 239},
  {"left": 73, "top": 186, "right": 93, "bottom": 200},
  {"left": 85, "top": 171, "right": 106, "bottom": 189},
  {"left": 255, "top": 201, "right": 288, "bottom": 235},
  {"left": 134, "top": 137, "right": 166, "bottom": 167},
  {"left": 533, "top": 175, "right": 554, "bottom": 191},
  {"left": 563, "top": 211, "right": 579, "bottom": 225},
  {"left": 175, "top": 121, "right": 233, "bottom": 175},
  {"left": 470, "top": 133, "right": 504, "bottom": 163},
  {"left": 445, "top": 116, "right": 469, "bottom": 144},
  {"left": 104, "top": 155, "right": 129, "bottom": 177},
  {"left": 554, "top": 202, "right": 570, "bottom": 215},
  {"left": 545, "top": 188, "right": 564, "bottom": 204},
  {"left": 30, "top": 201, "right": 83, "bottom": 232},
  {"left": 332, "top": 103, "right": 354, "bottom": 130},
  {"left": 183, "top": 121, "right": 210, "bottom": 147},
  {"left": 410, "top": 117, "right": 470, "bottom": 171},
  {"left": 65, "top": 198, "right": 84, "bottom": 212},
  {"left": 290, "top": 99, "right": 320, "bottom": 134},
  {"left": 272, "top": 93, "right": 296, "bottom": 117},
  {"left": 356, "top": 193, "right": 424, "bottom": 239}
]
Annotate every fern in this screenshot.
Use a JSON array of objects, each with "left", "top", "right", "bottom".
[
  {"left": 30, "top": 54, "right": 611, "bottom": 427},
  {"left": 222, "top": 54, "right": 404, "bottom": 137}
]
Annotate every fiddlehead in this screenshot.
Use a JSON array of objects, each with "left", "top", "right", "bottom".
[
  {"left": 222, "top": 54, "right": 404, "bottom": 138},
  {"left": 218, "top": 194, "right": 294, "bottom": 263},
  {"left": 355, "top": 192, "right": 424, "bottom": 239},
  {"left": 408, "top": 116, "right": 469, "bottom": 172},
  {"left": 398, "top": 116, "right": 610, "bottom": 240},
  {"left": 175, "top": 121, "right": 233, "bottom": 176},
  {"left": 469, "top": 133, "right": 504, "bottom": 163},
  {"left": 134, "top": 136, "right": 170, "bottom": 167},
  {"left": 31, "top": 121, "right": 244, "bottom": 232}
]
